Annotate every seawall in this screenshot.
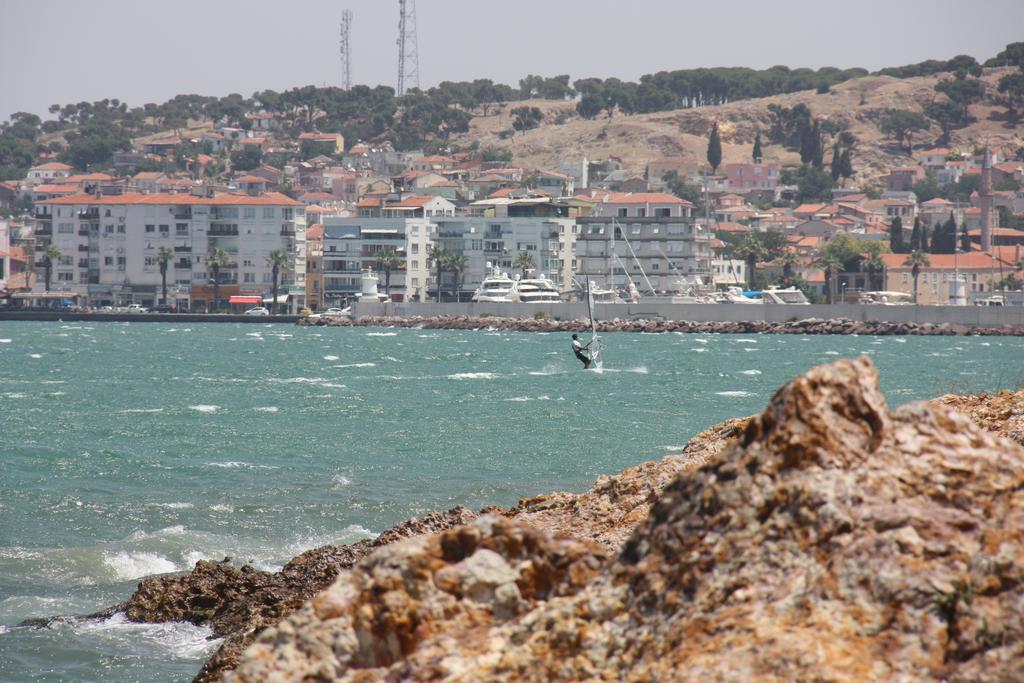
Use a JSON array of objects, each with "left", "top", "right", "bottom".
[{"left": 0, "top": 311, "right": 301, "bottom": 324}]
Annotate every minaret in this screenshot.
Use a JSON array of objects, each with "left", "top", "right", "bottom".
[{"left": 980, "top": 146, "right": 993, "bottom": 252}]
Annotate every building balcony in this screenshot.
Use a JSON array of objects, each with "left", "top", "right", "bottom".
[
  {"left": 175, "top": 260, "right": 191, "bottom": 269},
  {"left": 173, "top": 210, "right": 192, "bottom": 220},
  {"left": 78, "top": 245, "right": 90, "bottom": 252},
  {"left": 36, "top": 211, "right": 52, "bottom": 220},
  {"left": 280, "top": 228, "right": 296, "bottom": 236},
  {"left": 77, "top": 209, "right": 100, "bottom": 220},
  {"left": 78, "top": 229, "right": 91, "bottom": 236},
  {"left": 36, "top": 226, "right": 52, "bottom": 236},
  {"left": 78, "top": 259, "right": 89, "bottom": 268},
  {"left": 174, "top": 245, "right": 192, "bottom": 253},
  {"left": 208, "top": 225, "right": 239, "bottom": 236}
]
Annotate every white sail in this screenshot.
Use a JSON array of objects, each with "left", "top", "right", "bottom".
[{"left": 586, "top": 277, "right": 603, "bottom": 370}]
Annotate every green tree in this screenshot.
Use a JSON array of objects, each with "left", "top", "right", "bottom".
[
  {"left": 779, "top": 250, "right": 800, "bottom": 284},
  {"left": 513, "top": 250, "right": 536, "bottom": 279},
  {"left": 443, "top": 252, "right": 468, "bottom": 302},
  {"left": 375, "top": 246, "right": 401, "bottom": 296},
  {"left": 706, "top": 122, "right": 722, "bottom": 173},
  {"left": 814, "top": 253, "right": 843, "bottom": 304},
  {"left": 41, "top": 243, "right": 61, "bottom": 293},
  {"left": 903, "top": 250, "right": 930, "bottom": 303},
  {"left": 997, "top": 68, "right": 1024, "bottom": 122},
  {"left": 230, "top": 145, "right": 262, "bottom": 171},
  {"left": 157, "top": 246, "right": 174, "bottom": 305},
  {"left": 878, "top": 109, "right": 930, "bottom": 153},
  {"left": 960, "top": 219, "right": 972, "bottom": 254},
  {"left": 782, "top": 163, "right": 835, "bottom": 203},
  {"left": 732, "top": 235, "right": 768, "bottom": 290},
  {"left": 912, "top": 175, "right": 941, "bottom": 203},
  {"left": 908, "top": 216, "right": 922, "bottom": 251},
  {"left": 511, "top": 106, "right": 543, "bottom": 134},
  {"left": 931, "top": 212, "right": 958, "bottom": 254},
  {"left": 860, "top": 241, "right": 889, "bottom": 291},
  {"left": 427, "top": 243, "right": 446, "bottom": 303},
  {"left": 206, "top": 247, "right": 230, "bottom": 313},
  {"left": 752, "top": 131, "right": 762, "bottom": 162},
  {"left": 266, "top": 249, "right": 289, "bottom": 314},
  {"left": 889, "top": 216, "right": 904, "bottom": 254}
]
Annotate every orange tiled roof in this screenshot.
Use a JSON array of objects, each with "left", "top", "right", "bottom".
[
  {"left": 39, "top": 192, "right": 301, "bottom": 207},
  {"left": 30, "top": 162, "right": 73, "bottom": 171},
  {"left": 880, "top": 252, "right": 1013, "bottom": 270},
  {"left": 306, "top": 224, "right": 324, "bottom": 240}
]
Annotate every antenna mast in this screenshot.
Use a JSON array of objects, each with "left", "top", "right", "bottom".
[
  {"left": 339, "top": 9, "right": 353, "bottom": 90},
  {"left": 396, "top": 0, "right": 419, "bottom": 96}
]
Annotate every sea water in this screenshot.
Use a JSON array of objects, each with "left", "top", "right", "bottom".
[{"left": 2, "top": 321, "right": 1022, "bottom": 682}]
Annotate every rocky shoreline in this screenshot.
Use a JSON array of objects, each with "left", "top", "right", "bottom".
[
  {"left": 299, "top": 314, "right": 1024, "bottom": 336},
  {"left": 55, "top": 376, "right": 1021, "bottom": 682}
]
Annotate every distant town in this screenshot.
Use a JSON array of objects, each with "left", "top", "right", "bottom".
[{"left": 1, "top": 42, "right": 1023, "bottom": 312}]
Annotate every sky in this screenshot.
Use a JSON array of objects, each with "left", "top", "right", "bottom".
[{"left": 2, "top": 0, "right": 1022, "bottom": 119}]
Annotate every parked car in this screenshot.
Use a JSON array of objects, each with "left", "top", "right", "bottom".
[
  {"left": 152, "top": 304, "right": 175, "bottom": 313},
  {"left": 125, "top": 304, "right": 147, "bottom": 313},
  {"left": 244, "top": 306, "right": 270, "bottom": 316},
  {"left": 322, "top": 307, "right": 349, "bottom": 317}
]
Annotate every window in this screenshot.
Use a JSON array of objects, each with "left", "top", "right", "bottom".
[
  {"left": 58, "top": 256, "right": 73, "bottom": 266},
  {"left": 117, "top": 256, "right": 126, "bottom": 266},
  {"left": 117, "top": 224, "right": 126, "bottom": 234},
  {"left": 104, "top": 256, "right": 113, "bottom": 266},
  {"left": 411, "top": 260, "right": 419, "bottom": 270},
  {"left": 243, "top": 207, "right": 255, "bottom": 219},
  {"left": 145, "top": 224, "right": 155, "bottom": 233},
  {"left": 243, "top": 259, "right": 253, "bottom": 267},
  {"left": 104, "top": 209, "right": 111, "bottom": 217},
  {"left": 282, "top": 208, "right": 293, "bottom": 220},
  {"left": 263, "top": 207, "right": 275, "bottom": 219},
  {"left": 105, "top": 225, "right": 114, "bottom": 234},
  {"left": 158, "top": 224, "right": 169, "bottom": 233},
  {"left": 58, "top": 272, "right": 74, "bottom": 281},
  {"left": 637, "top": 208, "right": 646, "bottom": 218},
  {"left": 655, "top": 208, "right": 671, "bottom": 218},
  {"left": 58, "top": 223, "right": 74, "bottom": 233},
  {"left": 176, "top": 223, "right": 188, "bottom": 235},
  {"left": 144, "top": 257, "right": 156, "bottom": 266},
  {"left": 243, "top": 272, "right": 255, "bottom": 283},
  {"left": 617, "top": 208, "right": 628, "bottom": 217},
  {"left": 411, "top": 243, "right": 419, "bottom": 254}
]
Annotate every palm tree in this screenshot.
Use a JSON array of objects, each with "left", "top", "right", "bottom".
[
  {"left": 156, "top": 247, "right": 175, "bottom": 306},
  {"left": 779, "top": 250, "right": 800, "bottom": 284},
  {"left": 814, "top": 253, "right": 843, "bottom": 304},
  {"left": 427, "top": 244, "right": 446, "bottom": 303},
  {"left": 513, "top": 250, "right": 535, "bottom": 279},
  {"left": 375, "top": 246, "right": 401, "bottom": 297},
  {"left": 732, "top": 236, "right": 767, "bottom": 290},
  {"left": 41, "top": 244, "right": 61, "bottom": 294},
  {"left": 266, "top": 249, "right": 290, "bottom": 314},
  {"left": 903, "top": 250, "right": 930, "bottom": 304},
  {"left": 443, "top": 252, "right": 468, "bottom": 302},
  {"left": 206, "top": 246, "right": 230, "bottom": 313},
  {"left": 860, "top": 242, "right": 887, "bottom": 292}
]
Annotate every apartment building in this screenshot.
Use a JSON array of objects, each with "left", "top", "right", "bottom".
[
  {"left": 320, "top": 216, "right": 435, "bottom": 305},
  {"left": 34, "top": 192, "right": 306, "bottom": 310}
]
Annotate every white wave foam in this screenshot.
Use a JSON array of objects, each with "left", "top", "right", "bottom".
[
  {"left": 40, "top": 380, "right": 66, "bottom": 384},
  {"left": 0, "top": 624, "right": 7, "bottom": 635},
  {"left": 691, "top": 347, "right": 706, "bottom": 353},
  {"left": 103, "top": 551, "right": 178, "bottom": 580},
  {"left": 273, "top": 377, "right": 326, "bottom": 384},
  {"left": 3, "top": 392, "right": 27, "bottom": 398},
  {"left": 448, "top": 372, "right": 495, "bottom": 380},
  {"left": 205, "top": 461, "right": 277, "bottom": 470},
  {"left": 0, "top": 339, "right": 11, "bottom": 343},
  {"left": 716, "top": 391, "right": 754, "bottom": 398},
  {"left": 254, "top": 406, "right": 279, "bottom": 413},
  {"left": 323, "top": 355, "right": 339, "bottom": 361},
  {"left": 189, "top": 404, "right": 219, "bottom": 413},
  {"left": 367, "top": 332, "right": 397, "bottom": 337},
  {"left": 385, "top": 355, "right": 401, "bottom": 362},
  {"left": 319, "top": 382, "right": 346, "bottom": 388},
  {"left": 735, "top": 338, "right": 758, "bottom": 343},
  {"left": 693, "top": 338, "right": 709, "bottom": 344},
  {"left": 245, "top": 332, "right": 262, "bottom": 337},
  {"left": 332, "top": 475, "right": 352, "bottom": 488},
  {"left": 333, "top": 362, "right": 376, "bottom": 368},
  {"left": 739, "top": 369, "right": 762, "bottom": 376},
  {"left": 504, "top": 396, "right": 532, "bottom": 402},
  {"left": 120, "top": 408, "right": 164, "bottom": 414},
  {"left": 29, "top": 353, "right": 42, "bottom": 359},
  {"left": 73, "top": 613, "right": 219, "bottom": 659},
  {"left": 604, "top": 367, "right": 648, "bottom": 374},
  {"left": 824, "top": 351, "right": 840, "bottom": 356},
  {"left": 209, "top": 503, "right": 234, "bottom": 512},
  {"left": 529, "top": 365, "right": 565, "bottom": 376},
  {"left": 149, "top": 502, "right": 193, "bottom": 509}
]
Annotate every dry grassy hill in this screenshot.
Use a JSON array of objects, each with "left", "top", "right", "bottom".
[{"left": 453, "top": 67, "right": 1024, "bottom": 186}]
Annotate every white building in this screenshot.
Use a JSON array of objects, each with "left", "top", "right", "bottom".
[
  {"left": 0, "top": 219, "right": 9, "bottom": 291},
  {"left": 320, "top": 216, "right": 435, "bottom": 305},
  {"left": 34, "top": 192, "right": 306, "bottom": 310},
  {"left": 25, "top": 162, "right": 73, "bottom": 186}
]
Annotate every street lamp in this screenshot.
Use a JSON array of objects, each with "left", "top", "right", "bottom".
[{"left": 841, "top": 282, "right": 847, "bottom": 304}]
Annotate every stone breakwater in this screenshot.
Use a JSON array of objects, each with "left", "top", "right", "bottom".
[
  {"left": 299, "top": 314, "right": 1024, "bottom": 336},
  {"left": 225, "top": 358, "right": 1024, "bottom": 682},
  {"left": 72, "top": 374, "right": 1022, "bottom": 682}
]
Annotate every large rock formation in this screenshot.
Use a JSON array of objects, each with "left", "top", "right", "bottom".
[{"left": 227, "top": 358, "right": 1024, "bottom": 682}]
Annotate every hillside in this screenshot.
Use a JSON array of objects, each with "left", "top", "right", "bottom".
[{"left": 454, "top": 67, "right": 1024, "bottom": 186}]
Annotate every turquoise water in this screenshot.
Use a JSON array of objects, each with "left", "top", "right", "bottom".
[{"left": 1, "top": 321, "right": 1022, "bottom": 682}]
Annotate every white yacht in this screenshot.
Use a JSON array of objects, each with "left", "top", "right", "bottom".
[
  {"left": 510, "top": 272, "right": 562, "bottom": 303},
  {"left": 714, "top": 286, "right": 760, "bottom": 304},
  {"left": 761, "top": 287, "right": 810, "bottom": 304},
  {"left": 472, "top": 263, "right": 515, "bottom": 303}
]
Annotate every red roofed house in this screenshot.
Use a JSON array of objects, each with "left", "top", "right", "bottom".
[
  {"left": 26, "top": 162, "right": 73, "bottom": 185},
  {"left": 357, "top": 194, "right": 455, "bottom": 218},
  {"left": 298, "top": 133, "right": 344, "bottom": 156},
  {"left": 881, "top": 251, "right": 1015, "bottom": 304},
  {"left": 141, "top": 139, "right": 180, "bottom": 157},
  {"left": 236, "top": 175, "right": 269, "bottom": 193},
  {"left": 886, "top": 166, "right": 925, "bottom": 192},
  {"left": 724, "top": 161, "right": 779, "bottom": 190},
  {"left": 578, "top": 191, "right": 693, "bottom": 218}
]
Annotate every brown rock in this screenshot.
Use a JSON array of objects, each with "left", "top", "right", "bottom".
[{"left": 229, "top": 358, "right": 1024, "bottom": 682}]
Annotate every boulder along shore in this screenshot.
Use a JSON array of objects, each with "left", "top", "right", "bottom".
[
  {"left": 298, "top": 314, "right": 1024, "bottom": 336},
  {"left": 62, "top": 370, "right": 1023, "bottom": 682}
]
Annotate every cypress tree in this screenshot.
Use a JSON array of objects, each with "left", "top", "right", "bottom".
[
  {"left": 752, "top": 132, "right": 762, "bottom": 163},
  {"left": 811, "top": 120, "right": 824, "bottom": 169},
  {"left": 707, "top": 122, "right": 722, "bottom": 173},
  {"left": 920, "top": 222, "right": 931, "bottom": 252},
  {"left": 889, "top": 216, "right": 904, "bottom": 253},
  {"left": 830, "top": 142, "right": 842, "bottom": 181},
  {"left": 839, "top": 148, "right": 854, "bottom": 178},
  {"left": 909, "top": 217, "right": 921, "bottom": 251}
]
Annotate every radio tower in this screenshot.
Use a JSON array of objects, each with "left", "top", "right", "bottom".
[
  {"left": 339, "top": 9, "right": 353, "bottom": 90},
  {"left": 396, "top": 0, "right": 419, "bottom": 96}
]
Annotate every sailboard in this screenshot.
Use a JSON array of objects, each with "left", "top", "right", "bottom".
[{"left": 586, "top": 277, "right": 603, "bottom": 371}]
